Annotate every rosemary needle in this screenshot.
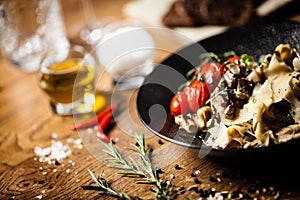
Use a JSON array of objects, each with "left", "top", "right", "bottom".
[{"left": 87, "top": 169, "right": 132, "bottom": 199}]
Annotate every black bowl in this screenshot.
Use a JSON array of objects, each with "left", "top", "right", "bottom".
[{"left": 137, "top": 20, "right": 300, "bottom": 159}]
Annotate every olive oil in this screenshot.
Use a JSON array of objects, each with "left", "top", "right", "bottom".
[{"left": 39, "top": 60, "right": 95, "bottom": 104}]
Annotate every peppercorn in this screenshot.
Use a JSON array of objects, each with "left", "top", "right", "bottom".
[{"left": 174, "top": 164, "right": 182, "bottom": 170}]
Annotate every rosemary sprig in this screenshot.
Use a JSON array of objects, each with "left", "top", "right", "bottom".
[
  {"left": 87, "top": 134, "right": 177, "bottom": 200},
  {"left": 102, "top": 140, "right": 145, "bottom": 177},
  {"left": 87, "top": 169, "right": 132, "bottom": 200}
]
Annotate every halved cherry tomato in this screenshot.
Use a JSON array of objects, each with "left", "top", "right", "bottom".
[
  {"left": 185, "top": 86, "right": 198, "bottom": 112},
  {"left": 190, "top": 80, "right": 210, "bottom": 111},
  {"left": 226, "top": 56, "right": 241, "bottom": 64},
  {"left": 170, "top": 91, "right": 191, "bottom": 116},
  {"left": 170, "top": 80, "right": 210, "bottom": 116},
  {"left": 200, "top": 62, "right": 223, "bottom": 92}
]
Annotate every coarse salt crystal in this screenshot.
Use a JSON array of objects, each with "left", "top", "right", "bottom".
[
  {"left": 74, "top": 139, "right": 82, "bottom": 144},
  {"left": 51, "top": 133, "right": 58, "bottom": 139},
  {"left": 34, "top": 141, "right": 71, "bottom": 163},
  {"left": 36, "top": 195, "right": 42, "bottom": 199},
  {"left": 67, "top": 138, "right": 83, "bottom": 149}
]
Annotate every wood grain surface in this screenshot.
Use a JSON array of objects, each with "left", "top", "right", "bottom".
[{"left": 1, "top": 0, "right": 300, "bottom": 199}]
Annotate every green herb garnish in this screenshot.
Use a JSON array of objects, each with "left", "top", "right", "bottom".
[
  {"left": 223, "top": 51, "right": 237, "bottom": 58},
  {"left": 199, "top": 52, "right": 220, "bottom": 63},
  {"left": 241, "top": 54, "right": 253, "bottom": 67},
  {"left": 87, "top": 134, "right": 177, "bottom": 199},
  {"left": 87, "top": 169, "right": 132, "bottom": 199}
]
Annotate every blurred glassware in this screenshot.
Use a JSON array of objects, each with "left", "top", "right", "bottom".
[
  {"left": 79, "top": 0, "right": 103, "bottom": 45},
  {"left": 39, "top": 45, "right": 96, "bottom": 115},
  {"left": 0, "top": 0, "right": 70, "bottom": 72},
  {"left": 96, "top": 20, "right": 156, "bottom": 90}
]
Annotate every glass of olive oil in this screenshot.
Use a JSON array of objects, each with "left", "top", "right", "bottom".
[{"left": 39, "top": 45, "right": 96, "bottom": 115}]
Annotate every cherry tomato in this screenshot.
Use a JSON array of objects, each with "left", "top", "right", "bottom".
[
  {"left": 226, "top": 56, "right": 241, "bottom": 64},
  {"left": 200, "top": 62, "right": 223, "bottom": 92},
  {"left": 170, "top": 80, "right": 211, "bottom": 115},
  {"left": 185, "top": 86, "right": 198, "bottom": 112},
  {"left": 190, "top": 80, "right": 210, "bottom": 111},
  {"left": 170, "top": 91, "right": 190, "bottom": 116}
]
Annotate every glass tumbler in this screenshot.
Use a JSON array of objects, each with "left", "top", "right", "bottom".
[
  {"left": 0, "top": 0, "right": 70, "bottom": 72},
  {"left": 96, "top": 20, "right": 156, "bottom": 90},
  {"left": 39, "top": 45, "right": 96, "bottom": 115}
]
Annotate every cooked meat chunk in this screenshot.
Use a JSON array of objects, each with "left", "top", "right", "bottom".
[
  {"left": 163, "top": 0, "right": 260, "bottom": 27},
  {"left": 162, "top": 0, "right": 199, "bottom": 27},
  {"left": 184, "top": 0, "right": 255, "bottom": 26},
  {"left": 236, "top": 78, "right": 254, "bottom": 100}
]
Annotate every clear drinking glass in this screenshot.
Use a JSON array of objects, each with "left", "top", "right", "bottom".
[
  {"left": 96, "top": 20, "right": 156, "bottom": 90},
  {"left": 39, "top": 45, "right": 96, "bottom": 115},
  {"left": 0, "top": 0, "right": 70, "bottom": 72}
]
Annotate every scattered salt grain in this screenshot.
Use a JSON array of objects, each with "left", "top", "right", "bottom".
[
  {"left": 206, "top": 192, "right": 224, "bottom": 200},
  {"left": 34, "top": 141, "right": 71, "bottom": 163},
  {"left": 36, "top": 195, "right": 42, "bottom": 199},
  {"left": 66, "top": 138, "right": 83, "bottom": 149},
  {"left": 195, "top": 170, "right": 201, "bottom": 175},
  {"left": 33, "top": 136, "right": 84, "bottom": 179},
  {"left": 51, "top": 133, "right": 58, "bottom": 139}
]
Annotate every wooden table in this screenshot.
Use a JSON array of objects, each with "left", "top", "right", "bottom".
[{"left": 1, "top": 1, "right": 300, "bottom": 199}]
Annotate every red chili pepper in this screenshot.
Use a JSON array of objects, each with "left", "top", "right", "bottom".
[
  {"left": 96, "top": 113, "right": 113, "bottom": 142},
  {"left": 98, "top": 112, "right": 113, "bottom": 132},
  {"left": 70, "top": 104, "right": 117, "bottom": 130},
  {"left": 96, "top": 131, "right": 110, "bottom": 142}
]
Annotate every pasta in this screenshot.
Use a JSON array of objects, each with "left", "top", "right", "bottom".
[{"left": 174, "top": 44, "right": 300, "bottom": 149}]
